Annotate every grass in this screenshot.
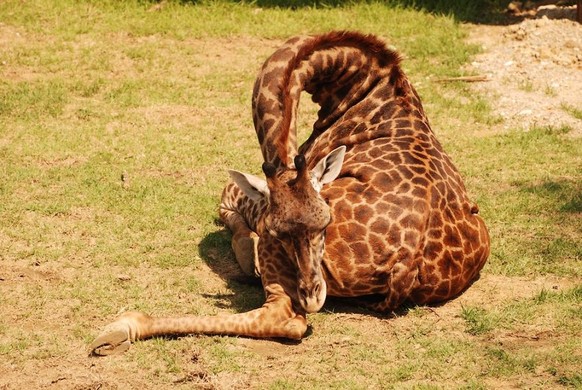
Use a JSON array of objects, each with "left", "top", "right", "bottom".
[
  {"left": 457, "top": 285, "right": 582, "bottom": 385},
  {"left": 517, "top": 79, "right": 535, "bottom": 93},
  {"left": 562, "top": 103, "right": 582, "bottom": 120},
  {"left": 0, "top": 0, "right": 581, "bottom": 389},
  {"left": 454, "top": 125, "right": 582, "bottom": 277}
]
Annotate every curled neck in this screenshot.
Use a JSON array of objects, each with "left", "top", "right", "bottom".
[{"left": 252, "top": 31, "right": 402, "bottom": 168}]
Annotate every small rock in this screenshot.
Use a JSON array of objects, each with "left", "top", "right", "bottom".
[
  {"left": 507, "top": 1, "right": 522, "bottom": 13},
  {"left": 121, "top": 171, "right": 130, "bottom": 189},
  {"left": 147, "top": 0, "right": 167, "bottom": 12},
  {"left": 564, "top": 40, "right": 578, "bottom": 49},
  {"left": 538, "top": 48, "right": 552, "bottom": 60},
  {"left": 515, "top": 29, "right": 527, "bottom": 41}
]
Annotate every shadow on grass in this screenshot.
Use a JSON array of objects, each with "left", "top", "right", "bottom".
[
  {"left": 175, "top": 0, "right": 515, "bottom": 23},
  {"left": 198, "top": 227, "right": 265, "bottom": 313},
  {"left": 519, "top": 179, "right": 582, "bottom": 214}
]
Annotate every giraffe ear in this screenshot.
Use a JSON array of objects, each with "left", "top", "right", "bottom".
[
  {"left": 228, "top": 170, "right": 270, "bottom": 201},
  {"left": 310, "top": 146, "right": 346, "bottom": 192}
]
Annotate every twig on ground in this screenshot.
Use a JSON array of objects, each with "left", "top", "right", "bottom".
[{"left": 434, "top": 75, "right": 490, "bottom": 83}]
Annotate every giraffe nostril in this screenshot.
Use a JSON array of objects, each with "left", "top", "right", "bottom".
[
  {"left": 313, "top": 282, "right": 321, "bottom": 296},
  {"left": 298, "top": 282, "right": 322, "bottom": 300},
  {"left": 298, "top": 279, "right": 327, "bottom": 313}
]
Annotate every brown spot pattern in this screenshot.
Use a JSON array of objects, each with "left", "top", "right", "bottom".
[{"left": 219, "top": 29, "right": 490, "bottom": 335}]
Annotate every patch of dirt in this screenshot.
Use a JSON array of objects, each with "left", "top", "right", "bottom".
[
  {"left": 226, "top": 273, "right": 576, "bottom": 388},
  {"left": 467, "top": 14, "right": 582, "bottom": 134}
]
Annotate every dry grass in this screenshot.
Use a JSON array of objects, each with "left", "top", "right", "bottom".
[{"left": 0, "top": 1, "right": 580, "bottom": 389}]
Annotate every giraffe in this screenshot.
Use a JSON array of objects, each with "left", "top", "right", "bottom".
[{"left": 90, "top": 31, "right": 490, "bottom": 355}]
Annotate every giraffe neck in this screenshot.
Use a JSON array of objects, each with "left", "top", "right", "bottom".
[{"left": 252, "top": 31, "right": 403, "bottom": 168}]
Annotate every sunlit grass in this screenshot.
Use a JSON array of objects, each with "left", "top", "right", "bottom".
[
  {"left": 0, "top": 0, "right": 580, "bottom": 388},
  {"left": 561, "top": 103, "right": 582, "bottom": 120},
  {"left": 453, "top": 126, "right": 582, "bottom": 277}
]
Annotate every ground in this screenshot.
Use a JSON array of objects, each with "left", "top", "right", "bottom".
[
  {"left": 468, "top": 14, "right": 581, "bottom": 134},
  {"left": 0, "top": 8, "right": 581, "bottom": 390}
]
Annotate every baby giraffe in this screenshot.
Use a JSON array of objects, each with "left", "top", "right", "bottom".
[{"left": 90, "top": 31, "right": 489, "bottom": 355}]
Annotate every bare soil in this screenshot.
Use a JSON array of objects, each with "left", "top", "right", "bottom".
[{"left": 468, "top": 13, "right": 582, "bottom": 134}]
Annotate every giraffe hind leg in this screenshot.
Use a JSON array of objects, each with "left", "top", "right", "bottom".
[
  {"left": 220, "top": 183, "right": 261, "bottom": 277},
  {"left": 367, "top": 258, "right": 421, "bottom": 313}
]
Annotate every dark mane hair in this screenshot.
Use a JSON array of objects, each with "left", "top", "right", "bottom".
[{"left": 276, "top": 31, "right": 403, "bottom": 165}]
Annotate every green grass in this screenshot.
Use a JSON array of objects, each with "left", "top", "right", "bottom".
[
  {"left": 460, "top": 306, "right": 498, "bottom": 335},
  {"left": 458, "top": 285, "right": 582, "bottom": 385},
  {"left": 517, "top": 79, "right": 535, "bottom": 93},
  {"left": 461, "top": 285, "right": 582, "bottom": 336},
  {"left": 453, "top": 125, "right": 582, "bottom": 277},
  {"left": 561, "top": 103, "right": 582, "bottom": 120},
  {"left": 0, "top": 0, "right": 580, "bottom": 389}
]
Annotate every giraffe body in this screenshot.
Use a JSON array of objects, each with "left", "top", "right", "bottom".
[{"left": 90, "top": 31, "right": 489, "bottom": 355}]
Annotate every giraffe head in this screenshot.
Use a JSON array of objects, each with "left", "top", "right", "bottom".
[{"left": 229, "top": 146, "right": 346, "bottom": 313}]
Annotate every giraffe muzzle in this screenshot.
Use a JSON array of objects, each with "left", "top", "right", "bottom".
[{"left": 298, "top": 278, "right": 327, "bottom": 313}]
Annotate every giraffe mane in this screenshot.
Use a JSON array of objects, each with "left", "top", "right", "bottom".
[{"left": 275, "top": 31, "right": 403, "bottom": 166}]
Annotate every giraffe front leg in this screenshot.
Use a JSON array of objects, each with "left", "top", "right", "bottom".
[
  {"left": 226, "top": 212, "right": 260, "bottom": 277},
  {"left": 89, "top": 286, "right": 307, "bottom": 356},
  {"left": 89, "top": 234, "right": 309, "bottom": 355},
  {"left": 89, "top": 311, "right": 147, "bottom": 355}
]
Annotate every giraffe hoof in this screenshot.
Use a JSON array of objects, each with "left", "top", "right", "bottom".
[
  {"left": 282, "top": 315, "right": 308, "bottom": 340},
  {"left": 90, "top": 323, "right": 132, "bottom": 356}
]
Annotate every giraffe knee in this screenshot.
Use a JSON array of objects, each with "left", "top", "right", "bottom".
[{"left": 232, "top": 233, "right": 261, "bottom": 277}]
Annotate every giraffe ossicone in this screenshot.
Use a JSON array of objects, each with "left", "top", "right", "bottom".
[
  {"left": 230, "top": 146, "right": 346, "bottom": 314},
  {"left": 90, "top": 31, "right": 489, "bottom": 356}
]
